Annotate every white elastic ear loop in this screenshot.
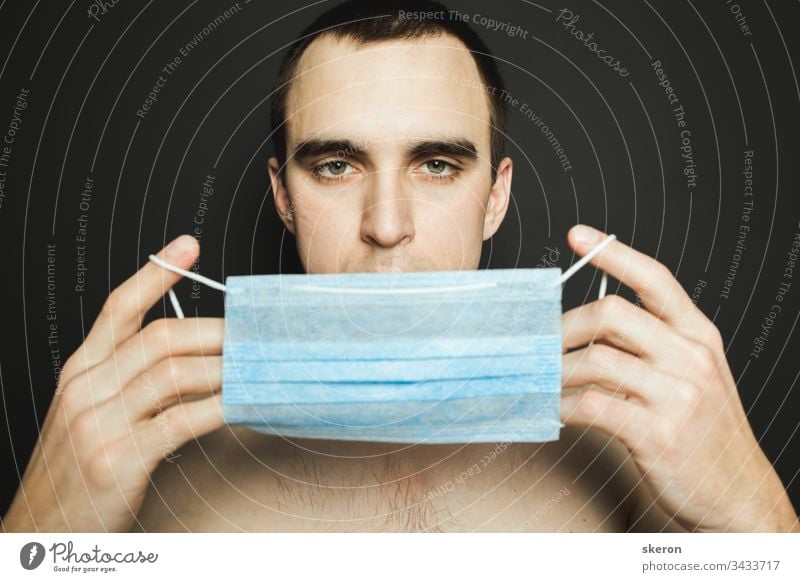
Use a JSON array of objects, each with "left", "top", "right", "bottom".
[
  {"left": 557, "top": 233, "right": 616, "bottom": 300},
  {"left": 295, "top": 282, "right": 498, "bottom": 294},
  {"left": 148, "top": 254, "right": 227, "bottom": 319},
  {"left": 148, "top": 234, "right": 617, "bottom": 318},
  {"left": 555, "top": 233, "right": 617, "bottom": 414}
]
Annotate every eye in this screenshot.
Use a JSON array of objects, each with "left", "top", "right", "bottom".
[
  {"left": 311, "top": 160, "right": 355, "bottom": 181},
  {"left": 418, "top": 159, "right": 459, "bottom": 182},
  {"left": 422, "top": 159, "right": 455, "bottom": 175}
]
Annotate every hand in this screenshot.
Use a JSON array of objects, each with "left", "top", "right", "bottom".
[
  {"left": 560, "top": 224, "right": 800, "bottom": 532},
  {"left": 3, "top": 235, "right": 225, "bottom": 532}
]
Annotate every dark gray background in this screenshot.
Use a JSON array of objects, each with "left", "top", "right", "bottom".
[{"left": 1, "top": 0, "right": 799, "bottom": 519}]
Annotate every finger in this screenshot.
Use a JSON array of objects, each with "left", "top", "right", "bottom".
[
  {"left": 562, "top": 383, "right": 625, "bottom": 402},
  {"left": 84, "top": 318, "right": 224, "bottom": 404},
  {"left": 69, "top": 235, "right": 200, "bottom": 378},
  {"left": 138, "top": 392, "right": 224, "bottom": 470},
  {"left": 96, "top": 394, "right": 224, "bottom": 488},
  {"left": 562, "top": 294, "right": 693, "bottom": 366},
  {"left": 560, "top": 388, "right": 652, "bottom": 453},
  {"left": 567, "top": 225, "right": 710, "bottom": 339},
  {"left": 562, "top": 336, "right": 615, "bottom": 354},
  {"left": 93, "top": 356, "right": 222, "bottom": 438},
  {"left": 563, "top": 343, "right": 666, "bottom": 404},
  {"left": 127, "top": 356, "right": 222, "bottom": 419}
]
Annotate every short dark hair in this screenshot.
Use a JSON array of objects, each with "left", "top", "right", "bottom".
[{"left": 270, "top": 0, "right": 508, "bottom": 182}]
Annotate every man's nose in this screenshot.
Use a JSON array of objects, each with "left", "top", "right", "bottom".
[{"left": 359, "top": 170, "right": 416, "bottom": 249}]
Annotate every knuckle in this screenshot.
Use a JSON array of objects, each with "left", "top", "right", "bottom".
[
  {"left": 148, "top": 363, "right": 183, "bottom": 405},
  {"left": 84, "top": 450, "right": 117, "bottom": 489},
  {"left": 667, "top": 334, "right": 694, "bottom": 361},
  {"left": 101, "top": 288, "right": 127, "bottom": 318},
  {"left": 705, "top": 325, "right": 725, "bottom": 352},
  {"left": 70, "top": 408, "right": 99, "bottom": 446},
  {"left": 647, "top": 259, "right": 673, "bottom": 284},
  {"left": 122, "top": 372, "right": 150, "bottom": 404},
  {"left": 640, "top": 366, "right": 659, "bottom": 394},
  {"left": 165, "top": 357, "right": 184, "bottom": 381},
  {"left": 585, "top": 343, "right": 617, "bottom": 371},
  {"left": 673, "top": 381, "right": 700, "bottom": 407},
  {"left": 652, "top": 416, "right": 680, "bottom": 449},
  {"left": 152, "top": 357, "right": 181, "bottom": 384},
  {"left": 595, "top": 294, "right": 626, "bottom": 319},
  {"left": 59, "top": 354, "right": 82, "bottom": 383},
  {"left": 652, "top": 408, "right": 686, "bottom": 449},
  {"left": 160, "top": 405, "right": 189, "bottom": 437},
  {"left": 692, "top": 344, "right": 718, "bottom": 379},
  {"left": 143, "top": 318, "right": 172, "bottom": 344},
  {"left": 58, "top": 378, "right": 87, "bottom": 417},
  {"left": 578, "top": 390, "right": 605, "bottom": 418}
]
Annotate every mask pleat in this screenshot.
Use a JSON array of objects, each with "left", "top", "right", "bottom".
[{"left": 222, "top": 268, "right": 563, "bottom": 443}]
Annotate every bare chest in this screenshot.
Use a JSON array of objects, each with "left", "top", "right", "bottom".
[{"left": 134, "top": 428, "right": 633, "bottom": 532}]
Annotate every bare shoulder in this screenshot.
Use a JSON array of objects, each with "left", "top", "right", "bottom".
[
  {"left": 476, "top": 426, "right": 658, "bottom": 532},
  {"left": 525, "top": 426, "right": 642, "bottom": 530},
  {"left": 130, "top": 425, "right": 679, "bottom": 532},
  {"left": 131, "top": 426, "right": 266, "bottom": 532},
  {"left": 551, "top": 427, "right": 685, "bottom": 533}
]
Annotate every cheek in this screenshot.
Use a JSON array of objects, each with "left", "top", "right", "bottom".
[
  {"left": 287, "top": 178, "right": 352, "bottom": 248},
  {"left": 414, "top": 192, "right": 486, "bottom": 257},
  {"left": 417, "top": 178, "right": 488, "bottom": 235}
]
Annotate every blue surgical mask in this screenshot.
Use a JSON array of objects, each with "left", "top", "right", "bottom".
[{"left": 149, "top": 234, "right": 615, "bottom": 444}]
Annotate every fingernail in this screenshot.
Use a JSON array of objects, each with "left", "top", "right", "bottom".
[
  {"left": 165, "top": 235, "right": 191, "bottom": 259},
  {"left": 573, "top": 224, "right": 601, "bottom": 247}
]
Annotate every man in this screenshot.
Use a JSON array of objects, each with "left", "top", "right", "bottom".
[{"left": 4, "top": 0, "right": 798, "bottom": 532}]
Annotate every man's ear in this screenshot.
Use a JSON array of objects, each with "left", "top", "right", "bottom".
[
  {"left": 268, "top": 157, "right": 295, "bottom": 235},
  {"left": 482, "top": 156, "right": 513, "bottom": 241}
]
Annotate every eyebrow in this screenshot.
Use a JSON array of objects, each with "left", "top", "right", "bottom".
[
  {"left": 408, "top": 138, "right": 478, "bottom": 160},
  {"left": 291, "top": 137, "right": 479, "bottom": 163}
]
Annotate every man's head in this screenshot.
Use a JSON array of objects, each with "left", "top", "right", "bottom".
[{"left": 268, "top": 0, "right": 513, "bottom": 274}]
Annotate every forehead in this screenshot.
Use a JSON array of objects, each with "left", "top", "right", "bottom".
[{"left": 284, "top": 33, "right": 492, "bottom": 147}]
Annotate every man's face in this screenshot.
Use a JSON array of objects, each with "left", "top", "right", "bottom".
[{"left": 268, "top": 33, "right": 512, "bottom": 274}]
